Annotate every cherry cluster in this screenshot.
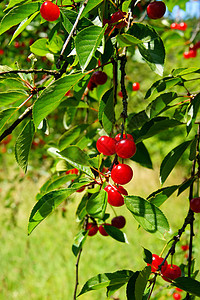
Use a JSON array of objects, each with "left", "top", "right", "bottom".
[
  {"left": 170, "top": 22, "right": 187, "bottom": 31},
  {"left": 183, "top": 41, "right": 200, "bottom": 59},
  {"left": 103, "top": 10, "right": 127, "bottom": 35},
  {"left": 147, "top": 254, "right": 182, "bottom": 282},
  {"left": 86, "top": 215, "right": 126, "bottom": 237},
  {"left": 147, "top": 1, "right": 166, "bottom": 20},
  {"left": 87, "top": 71, "right": 108, "bottom": 91}
]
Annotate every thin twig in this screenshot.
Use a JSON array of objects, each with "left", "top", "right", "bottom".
[
  {"left": 0, "top": 105, "right": 33, "bottom": 143},
  {"left": 119, "top": 55, "right": 128, "bottom": 121},
  {"left": 60, "top": 0, "right": 89, "bottom": 57},
  {"left": 73, "top": 248, "right": 83, "bottom": 300},
  {"left": 0, "top": 69, "right": 58, "bottom": 77}
]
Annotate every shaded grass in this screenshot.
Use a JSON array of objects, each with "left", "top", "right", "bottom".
[{"left": 0, "top": 161, "right": 200, "bottom": 300}]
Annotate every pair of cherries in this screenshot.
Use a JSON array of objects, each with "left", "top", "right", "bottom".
[
  {"left": 148, "top": 254, "right": 182, "bottom": 282},
  {"left": 87, "top": 216, "right": 126, "bottom": 236}
]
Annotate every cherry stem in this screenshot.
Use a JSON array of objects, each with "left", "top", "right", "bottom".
[
  {"left": 119, "top": 55, "right": 128, "bottom": 121},
  {"left": 147, "top": 273, "right": 157, "bottom": 300}
]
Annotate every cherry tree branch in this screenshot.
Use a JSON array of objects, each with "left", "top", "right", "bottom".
[{"left": 0, "top": 69, "right": 58, "bottom": 77}]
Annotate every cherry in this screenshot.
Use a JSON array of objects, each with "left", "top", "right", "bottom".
[
  {"left": 87, "top": 79, "right": 97, "bottom": 91},
  {"left": 162, "top": 264, "right": 182, "bottom": 282},
  {"left": 91, "top": 71, "right": 107, "bottom": 85},
  {"left": 86, "top": 223, "right": 99, "bottom": 236},
  {"left": 181, "top": 244, "right": 189, "bottom": 251},
  {"left": 66, "top": 168, "right": 79, "bottom": 175},
  {"left": 65, "top": 90, "right": 72, "bottom": 97},
  {"left": 175, "top": 287, "right": 183, "bottom": 292},
  {"left": 147, "top": 254, "right": 168, "bottom": 273},
  {"left": 173, "top": 293, "right": 182, "bottom": 300},
  {"left": 115, "top": 138, "right": 136, "bottom": 159},
  {"left": 118, "top": 91, "right": 123, "bottom": 98},
  {"left": 0, "top": 49, "right": 4, "bottom": 55},
  {"left": 178, "top": 22, "right": 187, "bottom": 31},
  {"left": 99, "top": 224, "right": 110, "bottom": 236},
  {"left": 147, "top": 1, "right": 166, "bottom": 19},
  {"left": 111, "top": 163, "right": 133, "bottom": 185},
  {"left": 191, "top": 41, "right": 200, "bottom": 50},
  {"left": 170, "top": 22, "right": 178, "bottom": 29},
  {"left": 103, "top": 19, "right": 112, "bottom": 35},
  {"left": 190, "top": 197, "right": 200, "bottom": 213},
  {"left": 76, "top": 186, "right": 85, "bottom": 193},
  {"left": 111, "top": 216, "right": 126, "bottom": 229},
  {"left": 2, "top": 134, "right": 12, "bottom": 145},
  {"left": 111, "top": 11, "right": 126, "bottom": 29},
  {"left": 115, "top": 133, "right": 134, "bottom": 142},
  {"left": 14, "top": 41, "right": 20, "bottom": 48},
  {"left": 96, "top": 136, "right": 116, "bottom": 156},
  {"left": 189, "top": 49, "right": 197, "bottom": 58},
  {"left": 183, "top": 51, "right": 191, "bottom": 59},
  {"left": 104, "top": 184, "right": 128, "bottom": 207},
  {"left": 132, "top": 82, "right": 140, "bottom": 91},
  {"left": 40, "top": 1, "right": 60, "bottom": 22}
]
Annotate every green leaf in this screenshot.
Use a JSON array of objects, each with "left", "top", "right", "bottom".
[
  {"left": 78, "top": 270, "right": 133, "bottom": 296},
  {"left": 160, "top": 140, "right": 192, "bottom": 184},
  {"left": 0, "top": 91, "right": 27, "bottom": 106},
  {"left": 0, "top": 3, "right": 39, "bottom": 36},
  {"left": 61, "top": 9, "right": 93, "bottom": 34},
  {"left": 134, "top": 267, "right": 151, "bottom": 300},
  {"left": 178, "top": 177, "right": 196, "bottom": 196},
  {"left": 40, "top": 174, "right": 78, "bottom": 194},
  {"left": 72, "top": 229, "right": 88, "bottom": 257},
  {"left": 58, "top": 124, "right": 88, "bottom": 151},
  {"left": 117, "top": 33, "right": 142, "bottom": 47},
  {"left": 136, "top": 117, "right": 183, "bottom": 142},
  {"left": 147, "top": 185, "right": 179, "bottom": 207},
  {"left": 98, "top": 88, "right": 115, "bottom": 134},
  {"left": 106, "top": 283, "right": 125, "bottom": 298},
  {"left": 186, "top": 93, "right": 200, "bottom": 135},
  {"left": 143, "top": 248, "right": 152, "bottom": 264},
  {"left": 59, "top": 146, "right": 94, "bottom": 177},
  {"left": 146, "top": 92, "right": 178, "bottom": 119},
  {"left": 173, "top": 277, "right": 200, "bottom": 297},
  {"left": 127, "top": 111, "right": 149, "bottom": 131},
  {"left": 76, "top": 194, "right": 88, "bottom": 220},
  {"left": 81, "top": 0, "right": 103, "bottom": 17},
  {"left": 30, "top": 38, "right": 50, "bottom": 56},
  {"left": 15, "top": 120, "right": 35, "bottom": 173},
  {"left": 0, "top": 108, "right": 17, "bottom": 135},
  {"left": 145, "top": 77, "right": 182, "bottom": 100},
  {"left": 126, "top": 272, "right": 140, "bottom": 300},
  {"left": 125, "top": 196, "right": 169, "bottom": 237},
  {"left": 86, "top": 190, "right": 107, "bottom": 219},
  {"left": 98, "top": 88, "right": 113, "bottom": 122},
  {"left": 28, "top": 188, "right": 76, "bottom": 235},
  {"left": 172, "top": 67, "right": 200, "bottom": 76},
  {"left": 189, "top": 136, "right": 198, "bottom": 161},
  {"left": 10, "top": 11, "right": 39, "bottom": 44},
  {"left": 33, "top": 73, "right": 85, "bottom": 128},
  {"left": 104, "top": 225, "right": 127, "bottom": 243},
  {"left": 130, "top": 142, "right": 153, "bottom": 169},
  {"left": 6, "top": 0, "right": 29, "bottom": 10},
  {"left": 75, "top": 25, "right": 106, "bottom": 71}
]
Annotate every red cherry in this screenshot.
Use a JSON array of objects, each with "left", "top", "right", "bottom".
[
  {"left": 99, "top": 224, "right": 110, "bottom": 236},
  {"left": 65, "top": 90, "right": 72, "bottom": 97},
  {"left": 111, "top": 11, "right": 126, "bottom": 29},
  {"left": 118, "top": 91, "right": 123, "bottom": 98},
  {"left": 0, "top": 49, "right": 4, "bottom": 55},
  {"left": 192, "top": 41, "right": 200, "bottom": 50},
  {"left": 115, "top": 138, "right": 136, "bottom": 159},
  {"left": 104, "top": 184, "right": 128, "bottom": 207},
  {"left": 111, "top": 163, "right": 133, "bottom": 185},
  {"left": 115, "top": 133, "right": 134, "bottom": 142},
  {"left": 147, "top": 254, "right": 168, "bottom": 273},
  {"left": 132, "top": 82, "right": 140, "bottom": 91},
  {"left": 76, "top": 186, "right": 85, "bottom": 193},
  {"left": 147, "top": 1, "right": 166, "bottom": 19},
  {"left": 87, "top": 79, "right": 97, "bottom": 91},
  {"left": 2, "top": 134, "right": 12, "bottom": 145},
  {"left": 86, "top": 223, "right": 99, "bottom": 236},
  {"left": 173, "top": 293, "right": 182, "bottom": 300},
  {"left": 170, "top": 22, "right": 178, "bottom": 29},
  {"left": 190, "top": 197, "right": 200, "bottom": 213},
  {"left": 40, "top": 1, "right": 60, "bottom": 22},
  {"left": 91, "top": 71, "right": 107, "bottom": 85},
  {"left": 175, "top": 287, "right": 183, "bottom": 292},
  {"left": 14, "top": 41, "right": 20, "bottom": 48},
  {"left": 66, "top": 168, "right": 79, "bottom": 175},
  {"left": 103, "top": 19, "right": 112, "bottom": 35},
  {"left": 178, "top": 22, "right": 187, "bottom": 31},
  {"left": 181, "top": 244, "right": 189, "bottom": 251},
  {"left": 96, "top": 136, "right": 116, "bottom": 156},
  {"left": 162, "top": 264, "right": 182, "bottom": 282},
  {"left": 111, "top": 215, "right": 126, "bottom": 229},
  {"left": 189, "top": 49, "right": 197, "bottom": 58},
  {"left": 183, "top": 51, "right": 191, "bottom": 59}
]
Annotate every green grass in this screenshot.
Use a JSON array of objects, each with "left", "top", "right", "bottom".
[{"left": 0, "top": 157, "right": 200, "bottom": 300}]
